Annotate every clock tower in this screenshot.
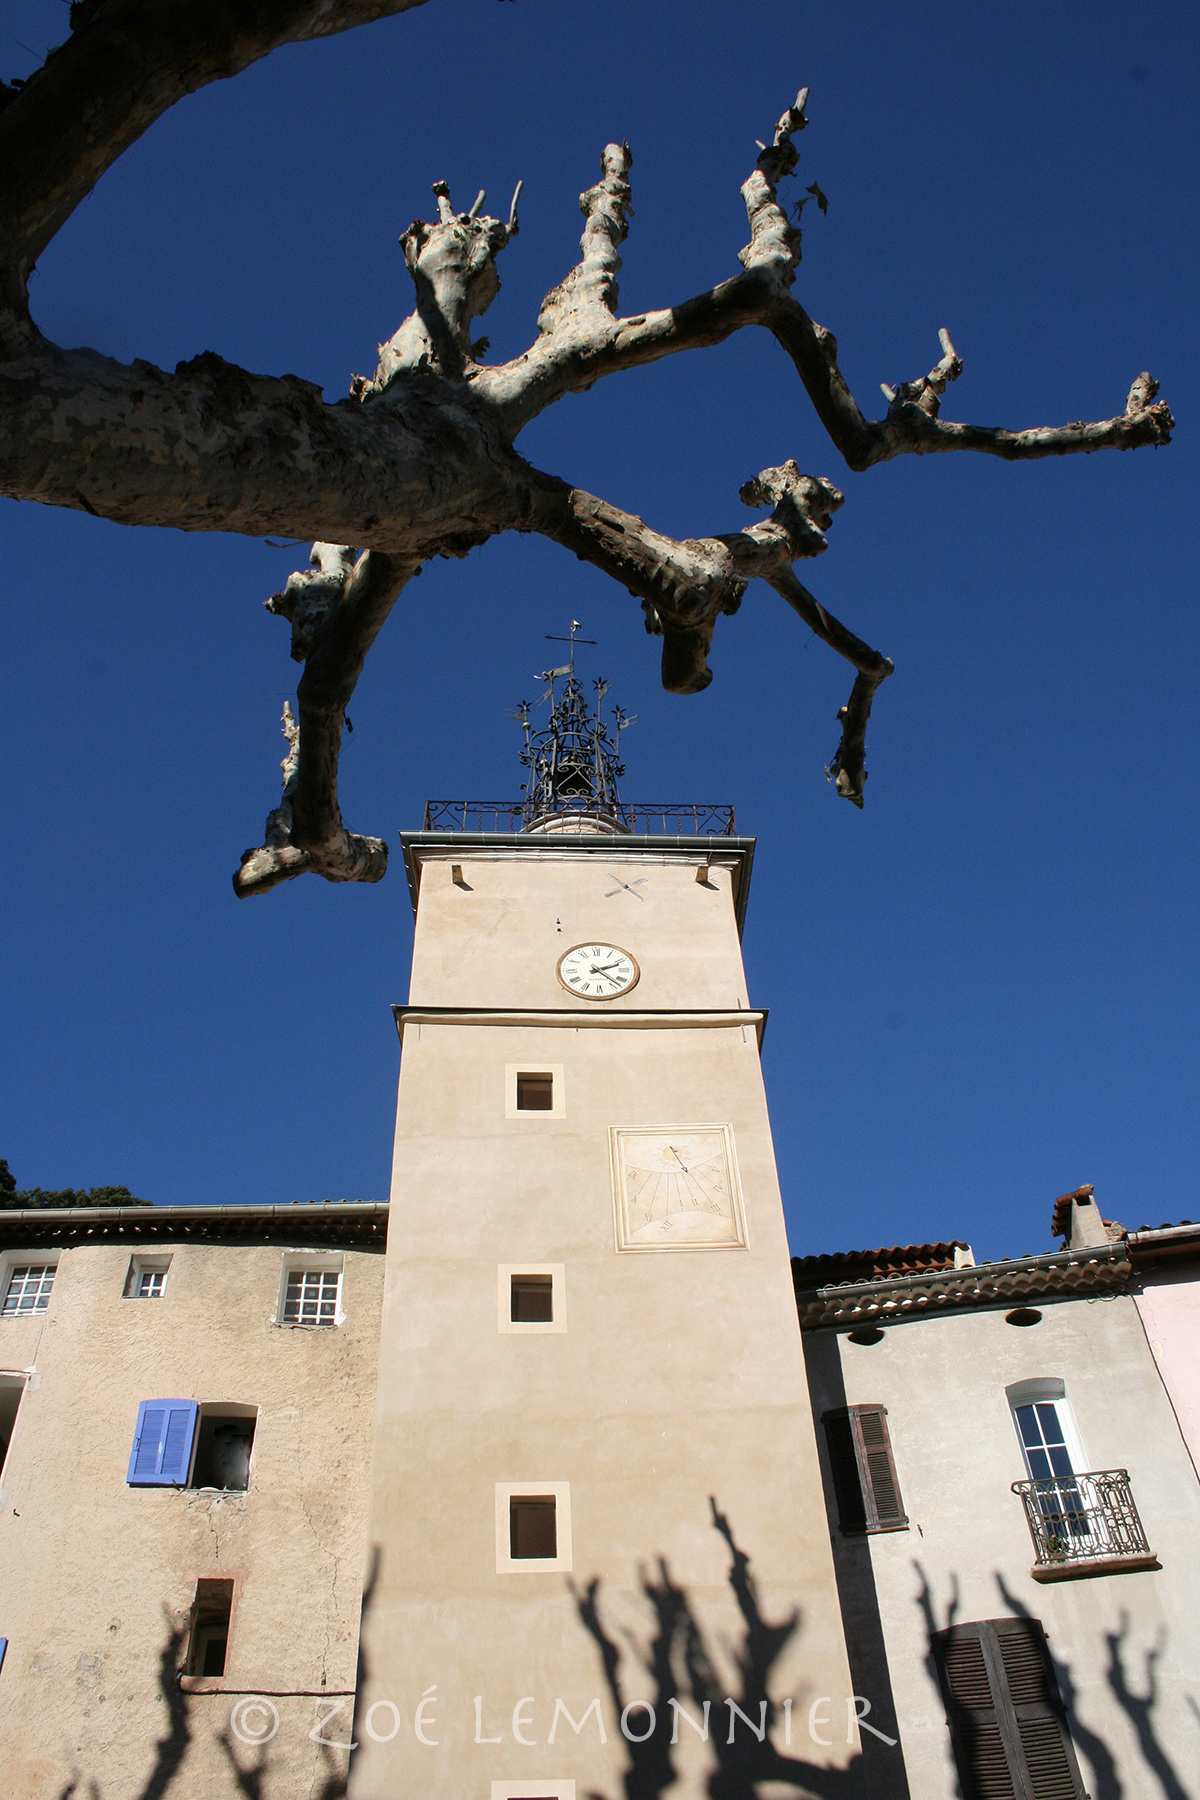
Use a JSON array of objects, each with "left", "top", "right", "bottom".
[{"left": 350, "top": 641, "right": 860, "bottom": 1799}]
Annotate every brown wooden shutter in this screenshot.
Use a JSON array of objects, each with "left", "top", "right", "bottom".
[
  {"left": 934, "top": 1619, "right": 1086, "bottom": 1800},
  {"left": 822, "top": 1405, "right": 907, "bottom": 1533}
]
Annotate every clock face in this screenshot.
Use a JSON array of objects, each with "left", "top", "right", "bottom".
[
  {"left": 557, "top": 942, "right": 639, "bottom": 1001},
  {"left": 610, "top": 1125, "right": 748, "bottom": 1251}
]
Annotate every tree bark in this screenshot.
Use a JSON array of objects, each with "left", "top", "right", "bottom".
[{"left": 0, "top": 32, "right": 1174, "bottom": 892}]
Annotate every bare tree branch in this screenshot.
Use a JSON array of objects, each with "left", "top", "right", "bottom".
[
  {"left": 0, "top": 338, "right": 522, "bottom": 542},
  {"left": 0, "top": 42, "right": 1176, "bottom": 889},
  {"left": 235, "top": 547, "right": 414, "bottom": 896},
  {"left": 0, "top": 0, "right": 430, "bottom": 331},
  {"left": 523, "top": 458, "right": 892, "bottom": 805},
  {"left": 479, "top": 97, "right": 1172, "bottom": 467}
]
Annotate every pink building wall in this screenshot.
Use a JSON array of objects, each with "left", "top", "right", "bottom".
[{"left": 1134, "top": 1263, "right": 1200, "bottom": 1478}]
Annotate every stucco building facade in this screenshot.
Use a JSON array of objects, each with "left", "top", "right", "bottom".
[
  {"left": 0, "top": 1207, "right": 386, "bottom": 1800},
  {"left": 797, "top": 1189, "right": 1200, "bottom": 1800},
  {"left": 2, "top": 674, "right": 1198, "bottom": 1800}
]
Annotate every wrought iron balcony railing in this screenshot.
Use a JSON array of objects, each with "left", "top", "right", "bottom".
[
  {"left": 421, "top": 800, "right": 738, "bottom": 836},
  {"left": 1012, "top": 1469, "right": 1158, "bottom": 1579}
]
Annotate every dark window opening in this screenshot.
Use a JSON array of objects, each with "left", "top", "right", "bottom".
[
  {"left": 186, "top": 1579, "right": 234, "bottom": 1678},
  {"left": 511, "top": 1275, "right": 554, "bottom": 1323},
  {"left": 0, "top": 1378, "right": 24, "bottom": 1478},
  {"left": 510, "top": 1495, "right": 557, "bottom": 1559},
  {"left": 516, "top": 1072, "right": 554, "bottom": 1111},
  {"left": 190, "top": 1411, "right": 256, "bottom": 1491}
]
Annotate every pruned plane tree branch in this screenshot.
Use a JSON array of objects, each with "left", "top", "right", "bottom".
[{"left": 0, "top": 14, "right": 1174, "bottom": 897}]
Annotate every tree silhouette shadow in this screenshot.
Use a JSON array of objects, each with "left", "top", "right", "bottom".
[
  {"left": 56, "top": 1612, "right": 191, "bottom": 1800},
  {"left": 571, "top": 1495, "right": 879, "bottom": 1799},
  {"left": 49, "top": 1559, "right": 374, "bottom": 1800},
  {"left": 915, "top": 1564, "right": 1192, "bottom": 1800}
]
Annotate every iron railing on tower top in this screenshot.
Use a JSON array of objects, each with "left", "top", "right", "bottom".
[
  {"left": 421, "top": 801, "right": 738, "bottom": 836},
  {"left": 1011, "top": 1469, "right": 1156, "bottom": 1575}
]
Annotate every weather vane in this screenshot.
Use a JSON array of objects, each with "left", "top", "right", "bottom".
[{"left": 508, "top": 621, "right": 633, "bottom": 825}]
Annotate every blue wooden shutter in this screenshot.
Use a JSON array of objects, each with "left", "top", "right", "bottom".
[{"left": 127, "top": 1400, "right": 198, "bottom": 1486}]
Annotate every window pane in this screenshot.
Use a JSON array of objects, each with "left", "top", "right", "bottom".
[
  {"left": 510, "top": 1497, "right": 557, "bottom": 1559},
  {"left": 3, "top": 1266, "right": 55, "bottom": 1315},
  {"left": 1016, "top": 1405, "right": 1042, "bottom": 1449},
  {"left": 1035, "top": 1403, "right": 1066, "bottom": 1447},
  {"left": 512, "top": 1276, "right": 553, "bottom": 1323},
  {"left": 283, "top": 1268, "right": 338, "bottom": 1325},
  {"left": 516, "top": 1073, "right": 554, "bottom": 1111}
]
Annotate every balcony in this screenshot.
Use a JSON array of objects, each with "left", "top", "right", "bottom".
[
  {"left": 1012, "top": 1470, "right": 1159, "bottom": 1580},
  {"left": 421, "top": 800, "right": 738, "bottom": 836}
]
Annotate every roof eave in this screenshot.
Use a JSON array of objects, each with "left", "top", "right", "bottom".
[{"left": 795, "top": 1242, "right": 1130, "bottom": 1329}]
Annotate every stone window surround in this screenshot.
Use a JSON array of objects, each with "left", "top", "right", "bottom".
[
  {"left": 494, "top": 1481, "right": 573, "bottom": 1574},
  {"left": 497, "top": 1263, "right": 567, "bottom": 1335},
  {"left": 492, "top": 1785, "right": 576, "bottom": 1800},
  {"left": 505, "top": 1062, "right": 566, "bottom": 1119},
  {"left": 492, "top": 1785, "right": 577, "bottom": 1800}
]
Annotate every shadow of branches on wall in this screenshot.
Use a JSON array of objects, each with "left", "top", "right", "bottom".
[
  {"left": 56, "top": 1614, "right": 191, "bottom": 1800},
  {"left": 571, "top": 1494, "right": 882, "bottom": 1800},
  {"left": 1103, "top": 1611, "right": 1189, "bottom": 1800},
  {"left": 915, "top": 1565, "right": 1191, "bottom": 1800}
]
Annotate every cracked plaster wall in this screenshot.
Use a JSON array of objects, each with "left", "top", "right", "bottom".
[{"left": 0, "top": 1238, "right": 384, "bottom": 1799}]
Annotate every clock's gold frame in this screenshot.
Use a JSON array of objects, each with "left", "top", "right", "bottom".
[{"left": 555, "top": 942, "right": 640, "bottom": 1001}]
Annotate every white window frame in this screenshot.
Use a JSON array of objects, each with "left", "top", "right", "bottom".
[
  {"left": 125, "top": 1254, "right": 172, "bottom": 1299},
  {"left": 495, "top": 1481, "right": 572, "bottom": 1574},
  {"left": 497, "top": 1263, "right": 566, "bottom": 1335},
  {"left": 505, "top": 1063, "right": 566, "bottom": 1120},
  {"left": 1005, "top": 1378, "right": 1090, "bottom": 1477},
  {"left": 0, "top": 1252, "right": 59, "bottom": 1320},
  {"left": 273, "top": 1251, "right": 345, "bottom": 1328}
]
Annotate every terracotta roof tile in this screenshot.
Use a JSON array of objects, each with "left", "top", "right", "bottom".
[{"left": 791, "top": 1241, "right": 968, "bottom": 1289}]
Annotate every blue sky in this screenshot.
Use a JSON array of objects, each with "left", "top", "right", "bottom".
[{"left": 2, "top": 0, "right": 1197, "bottom": 1261}]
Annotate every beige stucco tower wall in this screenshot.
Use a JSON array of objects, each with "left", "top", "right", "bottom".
[{"left": 351, "top": 830, "right": 861, "bottom": 1800}]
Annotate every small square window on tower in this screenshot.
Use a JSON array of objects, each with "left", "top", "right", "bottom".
[
  {"left": 505, "top": 1064, "right": 565, "bottom": 1119},
  {"left": 517, "top": 1072, "right": 554, "bottom": 1111},
  {"left": 495, "top": 1481, "right": 572, "bottom": 1572},
  {"left": 497, "top": 1265, "right": 566, "bottom": 1334},
  {"left": 511, "top": 1274, "right": 553, "bottom": 1322},
  {"left": 510, "top": 1494, "right": 557, "bottom": 1559}
]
